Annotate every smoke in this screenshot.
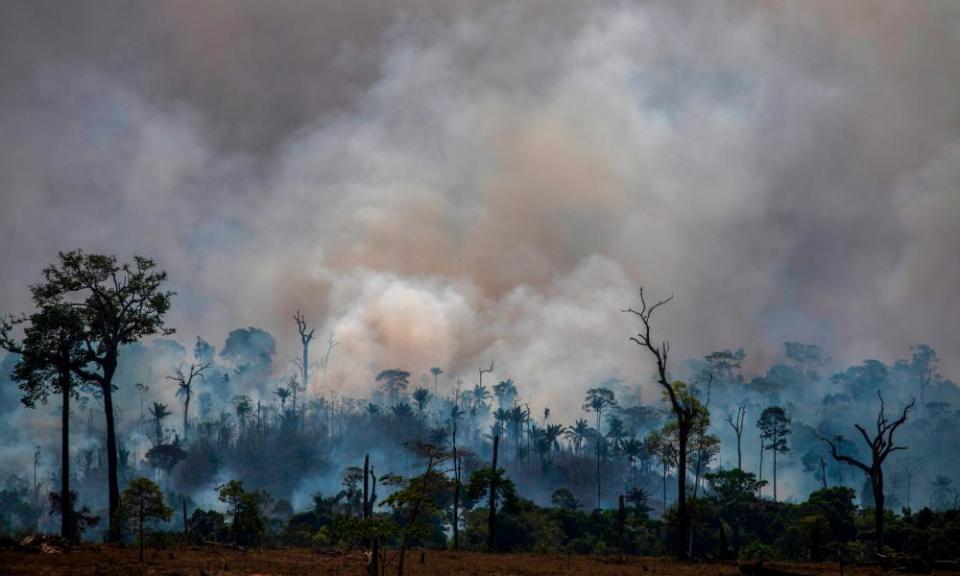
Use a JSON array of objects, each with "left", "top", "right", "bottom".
[{"left": 1, "top": 1, "right": 960, "bottom": 454}]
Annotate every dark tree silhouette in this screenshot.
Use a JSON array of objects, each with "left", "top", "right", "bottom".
[
  {"left": 120, "top": 477, "right": 172, "bottom": 563},
  {"left": 818, "top": 391, "right": 915, "bottom": 550},
  {"left": 169, "top": 359, "right": 209, "bottom": 441},
  {"left": 583, "top": 387, "right": 617, "bottom": 509},
  {"left": 148, "top": 402, "right": 172, "bottom": 447},
  {"left": 376, "top": 369, "right": 410, "bottom": 404},
  {"left": 1, "top": 303, "right": 85, "bottom": 540},
  {"left": 293, "top": 310, "right": 315, "bottom": 402},
  {"left": 757, "top": 406, "right": 791, "bottom": 502},
  {"left": 623, "top": 288, "right": 695, "bottom": 558},
  {"left": 30, "top": 251, "right": 173, "bottom": 542},
  {"left": 726, "top": 401, "right": 747, "bottom": 470},
  {"left": 430, "top": 366, "right": 444, "bottom": 395}
]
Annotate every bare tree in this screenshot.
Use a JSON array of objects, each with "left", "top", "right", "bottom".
[
  {"left": 294, "top": 310, "right": 315, "bottom": 396},
  {"left": 818, "top": 391, "right": 915, "bottom": 550},
  {"left": 320, "top": 333, "right": 338, "bottom": 389},
  {"left": 168, "top": 360, "right": 209, "bottom": 441},
  {"left": 623, "top": 288, "right": 695, "bottom": 559},
  {"left": 726, "top": 401, "right": 747, "bottom": 470}
]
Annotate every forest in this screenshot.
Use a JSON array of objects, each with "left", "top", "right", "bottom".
[{"left": 1, "top": 251, "right": 958, "bottom": 574}]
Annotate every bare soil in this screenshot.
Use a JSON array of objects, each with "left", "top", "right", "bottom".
[{"left": 1, "top": 547, "right": 953, "bottom": 576}]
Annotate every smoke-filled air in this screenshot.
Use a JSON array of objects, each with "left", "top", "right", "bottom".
[{"left": 1, "top": 1, "right": 959, "bottom": 571}]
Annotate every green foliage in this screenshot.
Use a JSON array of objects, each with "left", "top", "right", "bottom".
[
  {"left": 120, "top": 477, "right": 173, "bottom": 550},
  {"left": 217, "top": 479, "right": 267, "bottom": 546}
]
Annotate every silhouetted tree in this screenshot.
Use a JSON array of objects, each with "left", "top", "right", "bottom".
[
  {"left": 757, "top": 406, "right": 791, "bottom": 501},
  {"left": 120, "top": 477, "right": 172, "bottom": 563},
  {"left": 584, "top": 387, "right": 617, "bottom": 508},
  {"left": 818, "top": 392, "right": 915, "bottom": 549},
  {"left": 726, "top": 401, "right": 747, "bottom": 470},
  {"left": 430, "top": 366, "right": 444, "bottom": 395},
  {"left": 376, "top": 369, "right": 410, "bottom": 404},
  {"left": 30, "top": 251, "right": 173, "bottom": 541},
  {"left": 412, "top": 387, "right": 431, "bottom": 421},
  {"left": 1, "top": 303, "right": 85, "bottom": 540},
  {"left": 293, "top": 310, "right": 315, "bottom": 399},
  {"left": 623, "top": 288, "right": 695, "bottom": 558},
  {"left": 148, "top": 402, "right": 172, "bottom": 447},
  {"left": 169, "top": 359, "right": 209, "bottom": 441}
]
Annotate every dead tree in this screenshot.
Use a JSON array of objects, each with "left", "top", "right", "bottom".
[
  {"left": 294, "top": 310, "right": 315, "bottom": 397},
  {"left": 818, "top": 391, "right": 915, "bottom": 550},
  {"left": 726, "top": 401, "right": 747, "bottom": 470},
  {"left": 363, "top": 454, "right": 379, "bottom": 576},
  {"left": 320, "top": 333, "right": 338, "bottom": 389},
  {"left": 168, "top": 361, "right": 210, "bottom": 441},
  {"left": 623, "top": 288, "right": 695, "bottom": 559},
  {"left": 479, "top": 360, "right": 494, "bottom": 389}
]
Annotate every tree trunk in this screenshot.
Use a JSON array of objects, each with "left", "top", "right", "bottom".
[
  {"left": 452, "top": 420, "right": 460, "bottom": 550},
  {"left": 183, "top": 394, "right": 190, "bottom": 441},
  {"left": 618, "top": 494, "right": 626, "bottom": 562},
  {"left": 182, "top": 496, "right": 189, "bottom": 540},
  {"left": 758, "top": 441, "right": 764, "bottom": 498},
  {"left": 872, "top": 469, "right": 885, "bottom": 550},
  {"left": 677, "top": 425, "right": 689, "bottom": 559},
  {"left": 736, "top": 431, "right": 742, "bottom": 470},
  {"left": 102, "top": 359, "right": 121, "bottom": 543},
  {"left": 139, "top": 505, "right": 144, "bottom": 563},
  {"left": 487, "top": 434, "right": 499, "bottom": 551},
  {"left": 60, "top": 367, "right": 72, "bottom": 540},
  {"left": 773, "top": 449, "right": 778, "bottom": 502},
  {"left": 596, "top": 412, "right": 602, "bottom": 509}
]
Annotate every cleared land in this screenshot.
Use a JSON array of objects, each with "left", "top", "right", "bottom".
[{"left": 2, "top": 547, "right": 953, "bottom": 576}]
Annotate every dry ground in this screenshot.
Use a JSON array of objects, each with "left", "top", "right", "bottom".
[{"left": 1, "top": 547, "right": 955, "bottom": 576}]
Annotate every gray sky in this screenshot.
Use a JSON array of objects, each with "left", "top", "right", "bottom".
[{"left": 2, "top": 0, "right": 959, "bottom": 418}]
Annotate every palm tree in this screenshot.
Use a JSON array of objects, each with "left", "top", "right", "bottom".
[
  {"left": 930, "top": 475, "right": 954, "bottom": 510},
  {"left": 430, "top": 367, "right": 443, "bottom": 395},
  {"left": 134, "top": 383, "right": 149, "bottom": 433},
  {"left": 232, "top": 395, "right": 252, "bottom": 433},
  {"left": 565, "top": 418, "right": 590, "bottom": 456},
  {"left": 493, "top": 379, "right": 517, "bottom": 409},
  {"left": 621, "top": 437, "right": 644, "bottom": 488},
  {"left": 275, "top": 387, "right": 290, "bottom": 412},
  {"left": 545, "top": 423, "right": 566, "bottom": 455},
  {"left": 584, "top": 387, "right": 617, "bottom": 508},
  {"left": 472, "top": 383, "right": 490, "bottom": 415},
  {"left": 148, "top": 402, "right": 171, "bottom": 446},
  {"left": 412, "top": 387, "right": 431, "bottom": 421},
  {"left": 493, "top": 408, "right": 510, "bottom": 444},
  {"left": 391, "top": 402, "right": 413, "bottom": 419}
]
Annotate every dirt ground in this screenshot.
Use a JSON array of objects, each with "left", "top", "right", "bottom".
[{"left": 1, "top": 547, "right": 955, "bottom": 576}]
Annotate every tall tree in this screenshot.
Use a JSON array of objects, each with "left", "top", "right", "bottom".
[
  {"left": 725, "top": 401, "right": 747, "bottom": 470},
  {"left": 412, "top": 387, "right": 431, "bottom": 422},
  {"left": 430, "top": 366, "right": 444, "bottom": 395},
  {"left": 382, "top": 442, "right": 452, "bottom": 576},
  {"left": 1, "top": 303, "right": 86, "bottom": 540},
  {"left": 375, "top": 369, "right": 410, "bottom": 404},
  {"left": 148, "top": 402, "right": 172, "bottom": 447},
  {"left": 818, "top": 392, "right": 915, "bottom": 550},
  {"left": 623, "top": 288, "right": 695, "bottom": 558},
  {"left": 168, "top": 358, "right": 209, "bottom": 441},
  {"left": 293, "top": 310, "right": 315, "bottom": 398},
  {"left": 31, "top": 251, "right": 173, "bottom": 542},
  {"left": 757, "top": 406, "right": 791, "bottom": 502},
  {"left": 583, "top": 387, "right": 617, "bottom": 509},
  {"left": 909, "top": 344, "right": 938, "bottom": 414}
]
